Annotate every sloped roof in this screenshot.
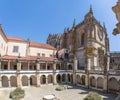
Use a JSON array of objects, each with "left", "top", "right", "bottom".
[
  {"left": 2, "top": 55, "right": 57, "bottom": 62},
  {"left": 0, "top": 25, "right": 8, "bottom": 42},
  {"left": 7, "top": 36, "right": 27, "bottom": 42},
  {"left": 29, "top": 42, "right": 56, "bottom": 50}
]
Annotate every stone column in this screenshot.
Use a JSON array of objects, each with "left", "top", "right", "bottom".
[
  {"left": 28, "top": 62, "right": 30, "bottom": 70},
  {"left": 0, "top": 61, "right": 1, "bottom": 71},
  {"left": 85, "top": 74, "right": 89, "bottom": 88},
  {"left": 17, "top": 62, "right": 21, "bottom": 71},
  {"left": 46, "top": 77, "right": 48, "bottom": 85},
  {"left": 36, "top": 62, "right": 40, "bottom": 87},
  {"left": 0, "top": 76, "right": 2, "bottom": 87},
  {"left": 60, "top": 75, "right": 62, "bottom": 83},
  {"left": 17, "top": 74, "right": 21, "bottom": 87},
  {"left": 9, "top": 79, "right": 11, "bottom": 87},
  {"left": 60, "top": 63, "right": 61, "bottom": 70},
  {"left": 8, "top": 60, "right": 10, "bottom": 70},
  {"left": 65, "top": 74, "right": 68, "bottom": 83},
  {"left": 28, "top": 79, "right": 30, "bottom": 87},
  {"left": 103, "top": 75, "right": 108, "bottom": 92},
  {"left": 85, "top": 57, "right": 89, "bottom": 88},
  {"left": 96, "top": 80, "right": 97, "bottom": 88},
  {"left": 46, "top": 62, "right": 48, "bottom": 70},
  {"left": 17, "top": 62, "right": 21, "bottom": 87},
  {"left": 53, "top": 63, "right": 57, "bottom": 85},
  {"left": 87, "top": 58, "right": 91, "bottom": 70},
  {"left": 73, "top": 57, "right": 77, "bottom": 85},
  {"left": 36, "top": 75, "right": 40, "bottom": 87}
]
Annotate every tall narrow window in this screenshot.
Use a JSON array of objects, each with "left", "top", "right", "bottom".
[
  {"left": 37, "top": 53, "right": 40, "bottom": 57},
  {"left": 13, "top": 46, "right": 19, "bottom": 53},
  {"left": 81, "top": 33, "right": 85, "bottom": 46},
  {"left": 42, "top": 53, "right": 45, "bottom": 57}
]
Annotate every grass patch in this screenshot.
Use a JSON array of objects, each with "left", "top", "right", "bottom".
[
  {"left": 55, "top": 85, "right": 68, "bottom": 91},
  {"left": 9, "top": 87, "right": 25, "bottom": 100},
  {"left": 84, "top": 92, "right": 102, "bottom": 100}
]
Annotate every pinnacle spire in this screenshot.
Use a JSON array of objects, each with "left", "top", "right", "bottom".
[
  {"left": 73, "top": 18, "right": 76, "bottom": 27},
  {"left": 103, "top": 22, "right": 106, "bottom": 29},
  {"left": 90, "top": 5, "right": 93, "bottom": 14},
  {"left": 64, "top": 27, "right": 66, "bottom": 33}
]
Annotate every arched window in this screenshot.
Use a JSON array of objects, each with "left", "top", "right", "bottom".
[
  {"left": 81, "top": 33, "right": 85, "bottom": 46},
  {"left": 78, "top": 38, "right": 80, "bottom": 48}
]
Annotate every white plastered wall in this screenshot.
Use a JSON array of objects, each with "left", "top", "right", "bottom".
[
  {"left": 29, "top": 47, "right": 56, "bottom": 57},
  {"left": 0, "top": 33, "right": 7, "bottom": 56},
  {"left": 7, "top": 41, "right": 27, "bottom": 57}
]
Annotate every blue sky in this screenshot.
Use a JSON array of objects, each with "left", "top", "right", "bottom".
[{"left": 0, "top": 0, "right": 119, "bottom": 51}]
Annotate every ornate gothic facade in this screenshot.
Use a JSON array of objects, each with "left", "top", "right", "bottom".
[
  {"left": 47, "top": 7, "right": 120, "bottom": 93},
  {"left": 47, "top": 7, "right": 110, "bottom": 71}
]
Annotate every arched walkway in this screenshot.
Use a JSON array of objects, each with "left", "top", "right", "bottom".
[
  {"left": 40, "top": 75, "right": 46, "bottom": 84},
  {"left": 10, "top": 76, "right": 17, "bottom": 87},
  {"left": 2, "top": 76, "right": 9, "bottom": 87},
  {"left": 22, "top": 76, "right": 28, "bottom": 86},
  {"left": 62, "top": 74, "right": 66, "bottom": 82},
  {"left": 56, "top": 74, "right": 61, "bottom": 83},
  {"left": 90, "top": 76, "right": 96, "bottom": 87},
  {"left": 30, "top": 75, "right": 37, "bottom": 86},
  {"left": 108, "top": 77, "right": 119, "bottom": 92},
  {"left": 97, "top": 77, "right": 103, "bottom": 89},
  {"left": 68, "top": 64, "right": 72, "bottom": 70},
  {"left": 81, "top": 75, "right": 85, "bottom": 85},
  {"left": 76, "top": 75, "right": 81, "bottom": 84},
  {"left": 48, "top": 75, "right": 53, "bottom": 84}
]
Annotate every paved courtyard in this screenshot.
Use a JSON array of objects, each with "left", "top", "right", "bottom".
[{"left": 0, "top": 84, "right": 117, "bottom": 100}]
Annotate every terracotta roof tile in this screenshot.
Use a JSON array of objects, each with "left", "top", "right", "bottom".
[
  {"left": 6, "top": 36, "right": 56, "bottom": 50},
  {"left": 2, "top": 55, "right": 57, "bottom": 62},
  {"left": 29, "top": 42, "right": 56, "bottom": 50},
  {"left": 7, "top": 36, "right": 26, "bottom": 42}
]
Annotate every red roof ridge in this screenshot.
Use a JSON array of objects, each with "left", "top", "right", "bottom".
[
  {"left": 7, "top": 36, "right": 26, "bottom": 42},
  {"left": 29, "top": 41, "right": 56, "bottom": 50}
]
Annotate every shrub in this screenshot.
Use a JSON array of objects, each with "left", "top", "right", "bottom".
[
  {"left": 55, "top": 85, "right": 68, "bottom": 91},
  {"left": 84, "top": 92, "right": 102, "bottom": 100},
  {"left": 9, "top": 87, "right": 25, "bottom": 100}
]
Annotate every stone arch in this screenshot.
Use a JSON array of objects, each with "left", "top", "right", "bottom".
[
  {"left": 56, "top": 74, "right": 61, "bottom": 83},
  {"left": 22, "top": 76, "right": 28, "bottom": 86},
  {"left": 67, "top": 74, "right": 71, "bottom": 82},
  {"left": 76, "top": 75, "right": 81, "bottom": 84},
  {"left": 40, "top": 75, "right": 46, "bottom": 84},
  {"left": 90, "top": 76, "right": 96, "bottom": 87},
  {"left": 81, "top": 75, "right": 85, "bottom": 85},
  {"left": 108, "top": 77, "right": 119, "bottom": 92},
  {"left": 62, "top": 74, "right": 66, "bottom": 82},
  {"left": 2, "top": 76, "right": 9, "bottom": 87},
  {"left": 97, "top": 77, "right": 103, "bottom": 89},
  {"left": 30, "top": 75, "right": 37, "bottom": 86},
  {"left": 68, "top": 64, "right": 72, "bottom": 70},
  {"left": 10, "top": 76, "right": 17, "bottom": 87},
  {"left": 48, "top": 75, "right": 53, "bottom": 84}
]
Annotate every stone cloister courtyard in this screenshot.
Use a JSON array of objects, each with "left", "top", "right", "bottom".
[{"left": 0, "top": 84, "right": 117, "bottom": 100}]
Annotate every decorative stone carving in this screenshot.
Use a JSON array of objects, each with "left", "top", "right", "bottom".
[{"left": 112, "top": 0, "right": 120, "bottom": 35}]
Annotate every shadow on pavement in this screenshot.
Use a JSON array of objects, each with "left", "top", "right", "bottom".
[{"left": 60, "top": 83, "right": 117, "bottom": 100}]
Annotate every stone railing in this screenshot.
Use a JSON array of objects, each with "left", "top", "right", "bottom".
[
  {"left": 89, "top": 70, "right": 104, "bottom": 74},
  {"left": 109, "top": 70, "right": 120, "bottom": 75}
]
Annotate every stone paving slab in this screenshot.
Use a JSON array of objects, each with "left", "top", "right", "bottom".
[{"left": 0, "top": 84, "right": 117, "bottom": 100}]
